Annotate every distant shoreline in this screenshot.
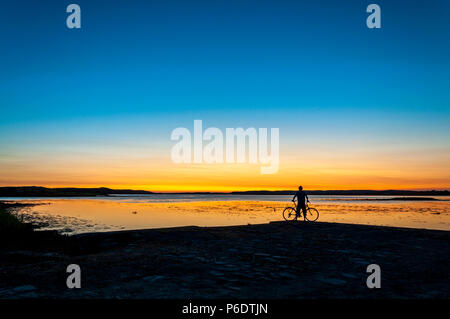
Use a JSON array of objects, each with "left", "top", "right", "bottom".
[{"left": 0, "top": 186, "right": 449, "bottom": 197}]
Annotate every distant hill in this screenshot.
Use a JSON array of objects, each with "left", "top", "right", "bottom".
[
  {"left": 0, "top": 186, "right": 153, "bottom": 197},
  {"left": 231, "top": 190, "right": 450, "bottom": 196}
]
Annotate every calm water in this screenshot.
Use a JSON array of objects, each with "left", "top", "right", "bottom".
[{"left": 3, "top": 195, "right": 450, "bottom": 234}]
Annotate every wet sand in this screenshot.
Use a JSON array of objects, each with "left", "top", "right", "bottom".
[{"left": 0, "top": 220, "right": 449, "bottom": 299}]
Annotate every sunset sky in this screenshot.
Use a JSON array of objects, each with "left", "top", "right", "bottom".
[{"left": 1, "top": 0, "right": 449, "bottom": 192}]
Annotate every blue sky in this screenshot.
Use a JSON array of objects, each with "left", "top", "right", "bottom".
[{"left": 0, "top": 0, "right": 449, "bottom": 190}]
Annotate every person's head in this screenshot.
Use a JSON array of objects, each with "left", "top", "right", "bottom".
[{"left": 298, "top": 186, "right": 303, "bottom": 191}]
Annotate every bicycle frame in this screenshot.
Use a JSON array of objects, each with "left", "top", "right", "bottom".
[{"left": 292, "top": 201, "right": 310, "bottom": 210}]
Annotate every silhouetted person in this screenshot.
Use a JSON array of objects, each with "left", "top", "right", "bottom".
[{"left": 293, "top": 186, "right": 309, "bottom": 220}]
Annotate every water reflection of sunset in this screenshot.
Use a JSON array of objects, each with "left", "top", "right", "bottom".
[{"left": 16, "top": 199, "right": 450, "bottom": 235}]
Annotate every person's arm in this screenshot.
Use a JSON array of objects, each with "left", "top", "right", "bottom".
[
  {"left": 292, "top": 193, "right": 297, "bottom": 202},
  {"left": 305, "top": 193, "right": 310, "bottom": 203}
]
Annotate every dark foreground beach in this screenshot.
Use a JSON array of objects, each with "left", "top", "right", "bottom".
[{"left": 1, "top": 213, "right": 449, "bottom": 299}]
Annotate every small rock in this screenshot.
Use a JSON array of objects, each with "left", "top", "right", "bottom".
[
  {"left": 278, "top": 272, "right": 297, "bottom": 279},
  {"left": 143, "top": 275, "right": 165, "bottom": 283},
  {"left": 13, "top": 285, "right": 37, "bottom": 293},
  {"left": 342, "top": 273, "right": 359, "bottom": 279},
  {"left": 318, "top": 278, "right": 347, "bottom": 285},
  {"left": 209, "top": 270, "right": 225, "bottom": 276}
]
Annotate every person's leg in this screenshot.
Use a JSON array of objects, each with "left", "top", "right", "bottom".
[
  {"left": 295, "top": 203, "right": 300, "bottom": 218},
  {"left": 301, "top": 203, "right": 307, "bottom": 220}
]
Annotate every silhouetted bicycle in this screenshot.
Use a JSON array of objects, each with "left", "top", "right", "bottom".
[{"left": 283, "top": 200, "right": 319, "bottom": 222}]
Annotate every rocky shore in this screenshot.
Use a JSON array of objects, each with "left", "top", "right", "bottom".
[{"left": 0, "top": 220, "right": 449, "bottom": 299}]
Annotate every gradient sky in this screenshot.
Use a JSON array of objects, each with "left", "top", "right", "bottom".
[{"left": 1, "top": 0, "right": 449, "bottom": 191}]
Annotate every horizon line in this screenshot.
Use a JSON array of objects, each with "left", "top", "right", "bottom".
[{"left": 1, "top": 186, "right": 449, "bottom": 194}]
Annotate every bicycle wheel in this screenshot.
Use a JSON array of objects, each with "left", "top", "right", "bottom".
[
  {"left": 283, "top": 207, "right": 297, "bottom": 221},
  {"left": 305, "top": 207, "right": 319, "bottom": 222}
]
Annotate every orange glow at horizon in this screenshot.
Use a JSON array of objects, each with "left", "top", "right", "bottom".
[{"left": 1, "top": 147, "right": 449, "bottom": 192}]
